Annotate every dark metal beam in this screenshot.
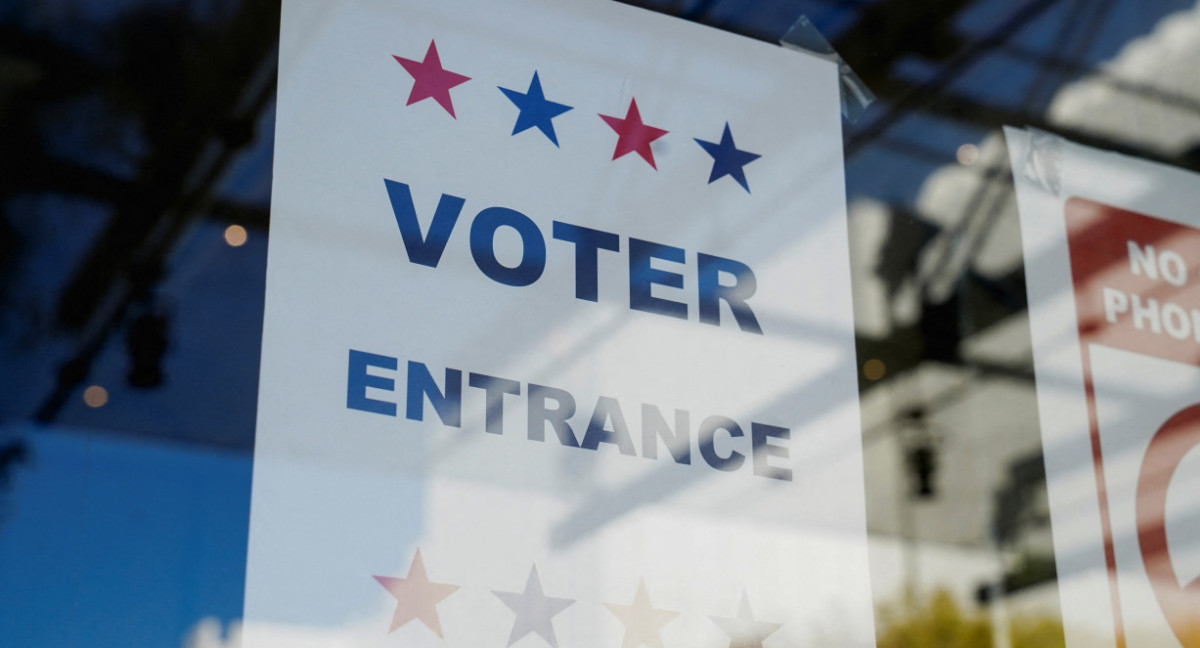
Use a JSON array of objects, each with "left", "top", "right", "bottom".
[
  {"left": 870, "top": 75, "right": 1200, "bottom": 174},
  {"left": 34, "top": 1, "right": 280, "bottom": 423},
  {"left": 845, "top": 0, "right": 1069, "bottom": 158},
  {"left": 831, "top": 0, "right": 972, "bottom": 90},
  {"left": 52, "top": 0, "right": 279, "bottom": 331},
  {"left": 998, "top": 43, "right": 1200, "bottom": 117},
  {"left": 0, "top": 156, "right": 134, "bottom": 205}
]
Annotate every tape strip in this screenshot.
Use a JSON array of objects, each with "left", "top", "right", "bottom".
[{"left": 780, "top": 15, "right": 876, "bottom": 123}]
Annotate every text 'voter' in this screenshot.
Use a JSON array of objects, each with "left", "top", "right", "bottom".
[{"left": 386, "top": 179, "right": 764, "bottom": 335}]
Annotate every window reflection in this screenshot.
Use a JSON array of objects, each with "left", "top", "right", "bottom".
[{"left": 1, "top": 0, "right": 1199, "bottom": 647}]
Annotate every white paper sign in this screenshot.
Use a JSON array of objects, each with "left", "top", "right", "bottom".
[
  {"left": 1008, "top": 127, "right": 1200, "bottom": 648},
  {"left": 246, "top": 1, "right": 875, "bottom": 646}
]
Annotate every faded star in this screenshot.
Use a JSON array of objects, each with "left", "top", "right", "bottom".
[
  {"left": 372, "top": 549, "right": 459, "bottom": 637},
  {"left": 599, "top": 97, "right": 669, "bottom": 169},
  {"left": 710, "top": 592, "right": 782, "bottom": 648},
  {"left": 494, "top": 564, "right": 576, "bottom": 647},
  {"left": 393, "top": 40, "right": 471, "bottom": 117},
  {"left": 604, "top": 579, "right": 680, "bottom": 648}
]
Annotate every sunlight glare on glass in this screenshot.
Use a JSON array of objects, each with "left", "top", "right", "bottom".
[
  {"left": 224, "top": 224, "right": 248, "bottom": 247},
  {"left": 83, "top": 385, "right": 109, "bottom": 408}
]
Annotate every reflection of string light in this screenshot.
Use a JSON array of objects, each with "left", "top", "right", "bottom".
[
  {"left": 956, "top": 143, "right": 980, "bottom": 165},
  {"left": 863, "top": 358, "right": 886, "bottom": 381},
  {"left": 224, "top": 224, "right": 248, "bottom": 247},
  {"left": 83, "top": 385, "right": 109, "bottom": 408}
]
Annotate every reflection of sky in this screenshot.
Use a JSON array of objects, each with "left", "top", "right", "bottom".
[{"left": 0, "top": 423, "right": 250, "bottom": 647}]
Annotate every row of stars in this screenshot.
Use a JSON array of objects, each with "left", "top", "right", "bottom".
[
  {"left": 374, "top": 549, "right": 783, "bottom": 648},
  {"left": 393, "top": 41, "right": 763, "bottom": 193}
]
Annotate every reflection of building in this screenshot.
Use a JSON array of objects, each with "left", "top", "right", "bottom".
[{"left": 851, "top": 0, "right": 1200, "bottom": 636}]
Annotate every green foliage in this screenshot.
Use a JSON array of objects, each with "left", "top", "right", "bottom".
[
  {"left": 1009, "top": 616, "right": 1066, "bottom": 648},
  {"left": 876, "top": 589, "right": 1065, "bottom": 648}
]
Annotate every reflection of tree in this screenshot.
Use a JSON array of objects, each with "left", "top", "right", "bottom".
[{"left": 877, "top": 589, "right": 1065, "bottom": 648}]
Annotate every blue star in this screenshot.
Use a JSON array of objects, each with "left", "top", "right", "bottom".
[
  {"left": 499, "top": 72, "right": 573, "bottom": 146},
  {"left": 694, "top": 123, "right": 761, "bottom": 193}
]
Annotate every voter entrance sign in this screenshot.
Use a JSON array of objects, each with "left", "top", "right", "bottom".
[
  {"left": 246, "top": 1, "right": 875, "bottom": 646},
  {"left": 1009, "top": 128, "right": 1200, "bottom": 648}
]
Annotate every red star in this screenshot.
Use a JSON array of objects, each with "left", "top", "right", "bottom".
[
  {"left": 599, "top": 98, "right": 669, "bottom": 169},
  {"left": 393, "top": 40, "right": 471, "bottom": 118}
]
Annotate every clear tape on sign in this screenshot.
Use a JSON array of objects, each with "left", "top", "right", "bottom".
[
  {"left": 779, "top": 15, "right": 875, "bottom": 123},
  {"left": 1019, "top": 127, "right": 1066, "bottom": 197}
]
